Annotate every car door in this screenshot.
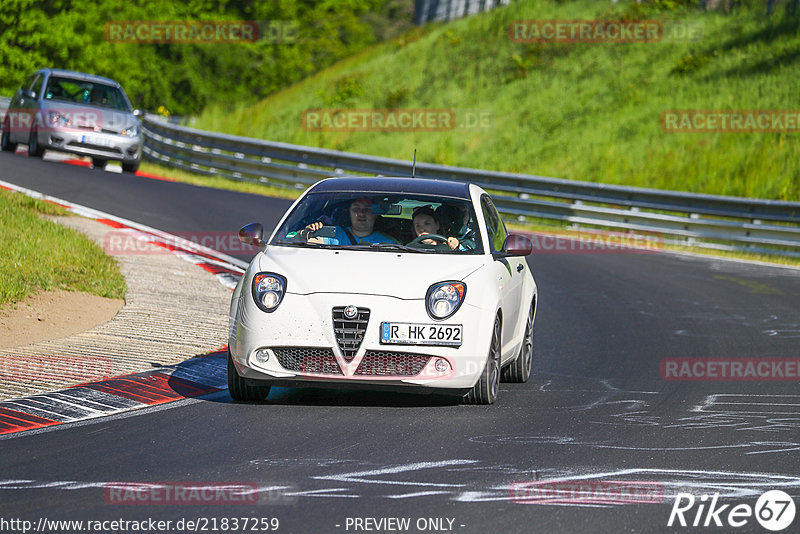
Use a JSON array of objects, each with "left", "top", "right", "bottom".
[
  {"left": 10, "top": 73, "right": 43, "bottom": 143},
  {"left": 8, "top": 74, "right": 33, "bottom": 143},
  {"left": 480, "top": 195, "right": 524, "bottom": 359}
]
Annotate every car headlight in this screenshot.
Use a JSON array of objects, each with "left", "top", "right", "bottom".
[
  {"left": 252, "top": 272, "right": 287, "bottom": 313},
  {"left": 426, "top": 281, "right": 466, "bottom": 320},
  {"left": 121, "top": 124, "right": 139, "bottom": 137}
]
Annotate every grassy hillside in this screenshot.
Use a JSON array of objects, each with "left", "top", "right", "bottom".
[{"left": 193, "top": 0, "right": 800, "bottom": 200}]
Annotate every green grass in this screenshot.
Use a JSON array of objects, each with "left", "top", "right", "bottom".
[
  {"left": 0, "top": 189, "right": 127, "bottom": 309},
  {"left": 193, "top": 0, "right": 800, "bottom": 201}
]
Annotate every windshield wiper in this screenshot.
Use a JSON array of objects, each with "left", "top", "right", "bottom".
[
  {"left": 271, "top": 239, "right": 322, "bottom": 248},
  {"left": 366, "top": 243, "right": 430, "bottom": 253}
]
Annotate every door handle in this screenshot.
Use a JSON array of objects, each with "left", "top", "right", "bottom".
[{"left": 516, "top": 264, "right": 524, "bottom": 273}]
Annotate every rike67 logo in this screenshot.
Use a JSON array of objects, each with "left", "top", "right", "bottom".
[{"left": 668, "top": 490, "right": 796, "bottom": 531}]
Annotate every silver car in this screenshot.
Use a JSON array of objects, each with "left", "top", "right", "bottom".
[{"left": 1, "top": 68, "right": 143, "bottom": 172}]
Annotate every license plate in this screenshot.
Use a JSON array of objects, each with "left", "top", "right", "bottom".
[
  {"left": 81, "top": 134, "right": 113, "bottom": 147},
  {"left": 380, "top": 322, "right": 462, "bottom": 347}
]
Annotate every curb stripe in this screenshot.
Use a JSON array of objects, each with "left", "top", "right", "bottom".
[
  {"left": 0, "top": 351, "right": 228, "bottom": 436},
  {"left": 82, "top": 372, "right": 220, "bottom": 404},
  {"left": 0, "top": 407, "right": 59, "bottom": 434}
]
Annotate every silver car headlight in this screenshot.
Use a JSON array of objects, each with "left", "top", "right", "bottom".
[
  {"left": 426, "top": 281, "right": 466, "bottom": 320},
  {"left": 121, "top": 124, "right": 140, "bottom": 137},
  {"left": 252, "top": 272, "right": 287, "bottom": 313}
]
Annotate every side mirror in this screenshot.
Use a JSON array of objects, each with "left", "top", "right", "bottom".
[
  {"left": 239, "top": 223, "right": 265, "bottom": 246},
  {"left": 22, "top": 90, "right": 35, "bottom": 100},
  {"left": 500, "top": 234, "right": 533, "bottom": 257}
]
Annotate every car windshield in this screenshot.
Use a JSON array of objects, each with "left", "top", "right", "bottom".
[
  {"left": 271, "top": 191, "right": 484, "bottom": 254},
  {"left": 43, "top": 76, "right": 132, "bottom": 112}
]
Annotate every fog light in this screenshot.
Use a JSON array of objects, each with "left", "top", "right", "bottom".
[
  {"left": 255, "top": 349, "right": 270, "bottom": 363},
  {"left": 261, "top": 292, "right": 279, "bottom": 309},
  {"left": 435, "top": 358, "right": 449, "bottom": 372}
]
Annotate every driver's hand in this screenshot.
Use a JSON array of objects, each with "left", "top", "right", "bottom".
[
  {"left": 447, "top": 237, "right": 459, "bottom": 250},
  {"left": 303, "top": 222, "right": 324, "bottom": 243}
]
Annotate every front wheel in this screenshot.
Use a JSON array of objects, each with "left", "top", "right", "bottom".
[
  {"left": 121, "top": 159, "right": 140, "bottom": 173},
  {"left": 502, "top": 301, "right": 534, "bottom": 383},
  {"left": 27, "top": 127, "right": 43, "bottom": 157},
  {"left": 227, "top": 351, "right": 271, "bottom": 401},
  {"left": 1, "top": 119, "right": 17, "bottom": 152},
  {"left": 464, "top": 315, "right": 501, "bottom": 405}
]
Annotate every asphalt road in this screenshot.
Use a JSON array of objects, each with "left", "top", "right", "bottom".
[{"left": 1, "top": 152, "right": 799, "bottom": 534}]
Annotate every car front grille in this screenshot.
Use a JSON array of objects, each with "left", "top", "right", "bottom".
[
  {"left": 67, "top": 140, "right": 123, "bottom": 154},
  {"left": 332, "top": 307, "right": 370, "bottom": 362},
  {"left": 272, "top": 347, "right": 343, "bottom": 375},
  {"left": 354, "top": 351, "right": 431, "bottom": 377}
]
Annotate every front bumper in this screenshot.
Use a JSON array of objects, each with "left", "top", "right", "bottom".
[
  {"left": 230, "top": 291, "right": 494, "bottom": 390},
  {"left": 39, "top": 128, "right": 142, "bottom": 163}
]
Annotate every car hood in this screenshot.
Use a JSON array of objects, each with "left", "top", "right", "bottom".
[
  {"left": 40, "top": 100, "right": 137, "bottom": 133},
  {"left": 257, "top": 246, "right": 486, "bottom": 299}
]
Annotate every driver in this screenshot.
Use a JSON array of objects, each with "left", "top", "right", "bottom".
[
  {"left": 304, "top": 197, "right": 397, "bottom": 245},
  {"left": 410, "top": 205, "right": 459, "bottom": 250}
]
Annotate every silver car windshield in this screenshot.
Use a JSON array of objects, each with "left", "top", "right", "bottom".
[
  {"left": 272, "top": 192, "right": 484, "bottom": 254},
  {"left": 44, "top": 77, "right": 132, "bottom": 112}
]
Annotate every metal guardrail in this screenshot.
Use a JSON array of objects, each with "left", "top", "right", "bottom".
[
  {"left": 141, "top": 116, "right": 800, "bottom": 257},
  {"left": 1, "top": 92, "right": 797, "bottom": 258},
  {"left": 414, "top": 0, "right": 510, "bottom": 25}
]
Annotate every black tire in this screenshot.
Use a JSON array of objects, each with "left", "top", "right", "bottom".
[
  {"left": 227, "top": 351, "right": 271, "bottom": 401},
  {"left": 27, "top": 127, "right": 43, "bottom": 157},
  {"left": 1, "top": 119, "right": 16, "bottom": 152},
  {"left": 122, "top": 159, "right": 140, "bottom": 173},
  {"left": 502, "top": 301, "right": 534, "bottom": 383},
  {"left": 464, "top": 315, "right": 501, "bottom": 405},
  {"left": 92, "top": 157, "right": 107, "bottom": 169}
]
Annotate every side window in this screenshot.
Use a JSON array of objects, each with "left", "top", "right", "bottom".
[
  {"left": 20, "top": 75, "right": 36, "bottom": 98},
  {"left": 30, "top": 74, "right": 44, "bottom": 98},
  {"left": 480, "top": 195, "right": 508, "bottom": 252}
]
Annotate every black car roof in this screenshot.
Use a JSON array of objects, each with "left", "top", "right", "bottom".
[{"left": 311, "top": 176, "right": 472, "bottom": 200}]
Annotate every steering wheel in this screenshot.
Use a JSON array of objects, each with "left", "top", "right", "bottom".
[{"left": 407, "top": 233, "right": 449, "bottom": 248}]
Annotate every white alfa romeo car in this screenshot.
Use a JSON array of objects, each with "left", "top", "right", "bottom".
[{"left": 228, "top": 176, "right": 537, "bottom": 404}]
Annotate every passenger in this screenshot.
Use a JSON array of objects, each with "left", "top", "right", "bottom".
[
  {"left": 90, "top": 88, "right": 107, "bottom": 106},
  {"left": 410, "top": 205, "right": 459, "bottom": 250},
  {"left": 304, "top": 197, "right": 397, "bottom": 245},
  {"left": 436, "top": 203, "right": 477, "bottom": 251}
]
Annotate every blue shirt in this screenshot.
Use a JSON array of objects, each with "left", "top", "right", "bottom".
[{"left": 322, "top": 226, "right": 398, "bottom": 246}]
